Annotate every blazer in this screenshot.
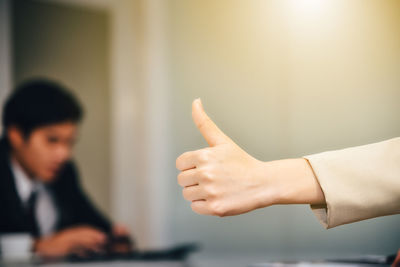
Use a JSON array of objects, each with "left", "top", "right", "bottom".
[
  {"left": 304, "top": 137, "right": 400, "bottom": 228},
  {"left": 0, "top": 137, "right": 112, "bottom": 236}
]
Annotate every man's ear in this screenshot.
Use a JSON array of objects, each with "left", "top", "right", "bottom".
[{"left": 7, "top": 126, "right": 25, "bottom": 148}]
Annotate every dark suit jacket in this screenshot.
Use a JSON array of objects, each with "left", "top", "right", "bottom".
[{"left": 0, "top": 137, "right": 112, "bottom": 236}]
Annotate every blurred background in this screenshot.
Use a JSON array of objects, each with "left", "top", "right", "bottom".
[{"left": 0, "top": 0, "right": 399, "bottom": 263}]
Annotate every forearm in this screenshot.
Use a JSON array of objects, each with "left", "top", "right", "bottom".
[{"left": 259, "top": 158, "right": 326, "bottom": 207}]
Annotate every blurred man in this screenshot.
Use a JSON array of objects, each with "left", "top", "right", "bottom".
[{"left": 0, "top": 79, "right": 132, "bottom": 258}]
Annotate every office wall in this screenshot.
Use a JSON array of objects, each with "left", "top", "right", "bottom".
[
  {"left": 0, "top": 0, "right": 12, "bottom": 133},
  {"left": 109, "top": 0, "right": 172, "bottom": 248},
  {"left": 165, "top": 0, "right": 400, "bottom": 257},
  {"left": 12, "top": 0, "right": 111, "bottom": 215},
  {"left": 9, "top": 0, "right": 400, "bottom": 257}
]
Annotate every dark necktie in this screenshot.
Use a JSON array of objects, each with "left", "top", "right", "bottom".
[{"left": 25, "top": 190, "right": 40, "bottom": 237}]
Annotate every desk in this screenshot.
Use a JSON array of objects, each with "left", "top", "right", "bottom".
[
  {"left": 0, "top": 261, "right": 185, "bottom": 267},
  {"left": 0, "top": 252, "right": 391, "bottom": 267}
]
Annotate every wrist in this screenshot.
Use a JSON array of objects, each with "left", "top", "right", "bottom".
[
  {"left": 32, "top": 238, "right": 41, "bottom": 253},
  {"left": 34, "top": 233, "right": 70, "bottom": 258},
  {"left": 251, "top": 159, "right": 280, "bottom": 209},
  {"left": 33, "top": 237, "right": 48, "bottom": 255},
  {"left": 258, "top": 158, "right": 325, "bottom": 207}
]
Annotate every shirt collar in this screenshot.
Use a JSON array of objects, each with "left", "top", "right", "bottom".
[{"left": 11, "top": 157, "right": 39, "bottom": 204}]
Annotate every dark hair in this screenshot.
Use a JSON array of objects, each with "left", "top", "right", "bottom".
[{"left": 2, "top": 78, "right": 84, "bottom": 139}]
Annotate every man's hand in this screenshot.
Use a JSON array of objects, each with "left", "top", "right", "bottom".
[
  {"left": 109, "top": 224, "right": 134, "bottom": 253},
  {"left": 112, "top": 224, "right": 130, "bottom": 237},
  {"left": 176, "top": 99, "right": 325, "bottom": 217},
  {"left": 34, "top": 226, "right": 107, "bottom": 258}
]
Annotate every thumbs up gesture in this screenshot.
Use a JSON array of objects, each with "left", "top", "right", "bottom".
[
  {"left": 176, "top": 99, "right": 325, "bottom": 217},
  {"left": 176, "top": 99, "right": 274, "bottom": 216}
]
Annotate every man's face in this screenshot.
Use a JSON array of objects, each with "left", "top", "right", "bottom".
[{"left": 9, "top": 122, "right": 78, "bottom": 182}]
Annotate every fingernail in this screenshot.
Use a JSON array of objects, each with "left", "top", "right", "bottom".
[{"left": 196, "top": 98, "right": 203, "bottom": 109}]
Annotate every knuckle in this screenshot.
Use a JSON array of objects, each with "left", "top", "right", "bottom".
[
  {"left": 197, "top": 149, "right": 211, "bottom": 163},
  {"left": 199, "top": 167, "right": 214, "bottom": 182},
  {"left": 209, "top": 201, "right": 227, "bottom": 217},
  {"left": 204, "top": 185, "right": 217, "bottom": 198}
]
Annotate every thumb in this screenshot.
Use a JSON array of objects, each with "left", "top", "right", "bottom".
[{"left": 192, "top": 98, "right": 231, "bottom": 146}]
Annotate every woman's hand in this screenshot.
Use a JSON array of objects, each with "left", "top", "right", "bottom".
[{"left": 176, "top": 99, "right": 325, "bottom": 217}]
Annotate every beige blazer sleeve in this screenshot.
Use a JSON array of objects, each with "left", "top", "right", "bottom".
[{"left": 303, "top": 137, "right": 400, "bottom": 229}]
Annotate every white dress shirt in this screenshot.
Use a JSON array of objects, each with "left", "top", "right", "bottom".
[{"left": 11, "top": 158, "right": 58, "bottom": 237}]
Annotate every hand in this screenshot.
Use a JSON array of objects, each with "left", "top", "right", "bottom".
[
  {"left": 176, "top": 99, "right": 325, "bottom": 217},
  {"left": 34, "top": 226, "right": 107, "bottom": 258},
  {"left": 109, "top": 224, "right": 134, "bottom": 253},
  {"left": 112, "top": 224, "right": 130, "bottom": 237},
  {"left": 176, "top": 99, "right": 272, "bottom": 216}
]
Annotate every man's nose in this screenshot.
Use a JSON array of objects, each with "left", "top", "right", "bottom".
[{"left": 55, "top": 145, "right": 72, "bottom": 163}]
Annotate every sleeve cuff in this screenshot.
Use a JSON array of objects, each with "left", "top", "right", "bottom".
[{"left": 303, "top": 137, "right": 400, "bottom": 229}]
